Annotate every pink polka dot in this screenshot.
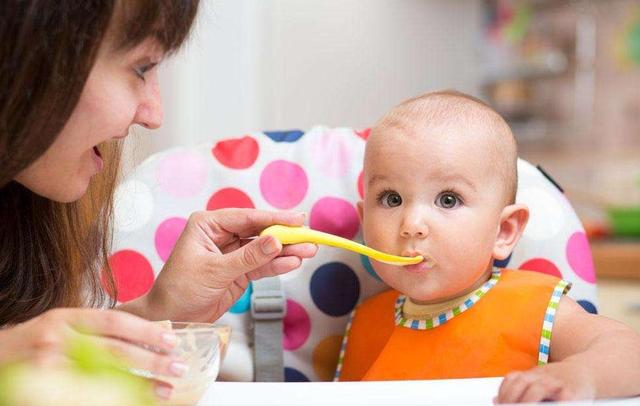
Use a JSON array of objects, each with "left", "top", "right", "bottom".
[
  {"left": 260, "top": 160, "right": 308, "bottom": 209},
  {"left": 283, "top": 299, "right": 311, "bottom": 351},
  {"left": 156, "top": 151, "right": 208, "bottom": 198},
  {"left": 212, "top": 136, "right": 259, "bottom": 169},
  {"left": 311, "top": 130, "right": 352, "bottom": 178},
  {"left": 206, "top": 188, "right": 255, "bottom": 210},
  {"left": 519, "top": 258, "right": 563, "bottom": 278},
  {"left": 104, "top": 250, "right": 155, "bottom": 303},
  {"left": 355, "top": 128, "right": 370, "bottom": 140},
  {"left": 357, "top": 170, "right": 364, "bottom": 199},
  {"left": 155, "top": 217, "right": 187, "bottom": 262},
  {"left": 310, "top": 197, "right": 360, "bottom": 240},
  {"left": 566, "top": 232, "right": 596, "bottom": 283}
]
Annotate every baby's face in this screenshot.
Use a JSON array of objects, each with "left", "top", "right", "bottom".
[{"left": 360, "top": 125, "right": 508, "bottom": 302}]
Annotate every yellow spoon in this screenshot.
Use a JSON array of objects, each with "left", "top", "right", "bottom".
[{"left": 260, "top": 225, "right": 423, "bottom": 266}]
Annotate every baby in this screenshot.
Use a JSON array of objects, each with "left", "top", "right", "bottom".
[{"left": 335, "top": 90, "right": 640, "bottom": 403}]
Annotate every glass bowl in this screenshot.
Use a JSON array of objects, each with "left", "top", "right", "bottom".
[
  {"left": 133, "top": 321, "right": 230, "bottom": 406},
  {"left": 163, "top": 322, "right": 230, "bottom": 405}
]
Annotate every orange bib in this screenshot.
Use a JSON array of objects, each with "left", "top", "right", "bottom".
[{"left": 337, "top": 269, "right": 567, "bottom": 381}]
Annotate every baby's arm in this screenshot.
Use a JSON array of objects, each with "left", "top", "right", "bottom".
[{"left": 497, "top": 296, "right": 640, "bottom": 403}]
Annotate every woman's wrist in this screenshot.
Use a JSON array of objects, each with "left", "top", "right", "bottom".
[
  {"left": 117, "top": 293, "right": 157, "bottom": 320},
  {"left": 119, "top": 282, "right": 185, "bottom": 322}
]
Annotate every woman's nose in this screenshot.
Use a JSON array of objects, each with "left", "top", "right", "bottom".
[
  {"left": 134, "top": 71, "right": 163, "bottom": 129},
  {"left": 400, "top": 212, "right": 429, "bottom": 239}
]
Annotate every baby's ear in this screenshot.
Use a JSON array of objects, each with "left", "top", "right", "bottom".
[
  {"left": 493, "top": 203, "right": 529, "bottom": 260},
  {"left": 357, "top": 200, "right": 364, "bottom": 223}
]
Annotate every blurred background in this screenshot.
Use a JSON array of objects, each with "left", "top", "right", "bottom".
[{"left": 125, "top": 0, "right": 640, "bottom": 330}]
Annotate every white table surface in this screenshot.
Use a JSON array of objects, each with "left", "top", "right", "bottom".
[{"left": 197, "top": 378, "right": 639, "bottom": 406}]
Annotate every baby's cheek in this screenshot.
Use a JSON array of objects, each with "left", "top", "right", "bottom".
[
  {"left": 454, "top": 227, "right": 490, "bottom": 256},
  {"left": 447, "top": 236, "right": 495, "bottom": 281},
  {"left": 370, "top": 262, "right": 397, "bottom": 285},
  {"left": 362, "top": 222, "right": 389, "bottom": 250}
]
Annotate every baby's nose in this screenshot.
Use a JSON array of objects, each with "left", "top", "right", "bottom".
[
  {"left": 400, "top": 218, "right": 429, "bottom": 239},
  {"left": 401, "top": 229, "right": 427, "bottom": 238}
]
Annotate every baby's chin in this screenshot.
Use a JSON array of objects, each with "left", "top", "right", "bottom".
[
  {"left": 387, "top": 280, "right": 442, "bottom": 303},
  {"left": 390, "top": 277, "right": 471, "bottom": 304},
  {"left": 405, "top": 291, "right": 446, "bottom": 304}
]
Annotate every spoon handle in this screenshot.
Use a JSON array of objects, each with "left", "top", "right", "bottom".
[{"left": 260, "top": 225, "right": 423, "bottom": 265}]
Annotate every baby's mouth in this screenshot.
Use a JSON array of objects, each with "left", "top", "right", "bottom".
[
  {"left": 403, "top": 250, "right": 437, "bottom": 268},
  {"left": 93, "top": 146, "right": 102, "bottom": 158}
]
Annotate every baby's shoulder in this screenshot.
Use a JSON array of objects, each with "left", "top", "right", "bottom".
[{"left": 548, "top": 295, "right": 611, "bottom": 361}]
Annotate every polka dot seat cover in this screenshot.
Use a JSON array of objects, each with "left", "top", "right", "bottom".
[{"left": 111, "top": 126, "right": 598, "bottom": 382}]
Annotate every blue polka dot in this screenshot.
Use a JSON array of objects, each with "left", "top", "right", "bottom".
[
  {"left": 264, "top": 130, "right": 305, "bottom": 143},
  {"left": 310, "top": 262, "right": 360, "bottom": 317},
  {"left": 577, "top": 299, "right": 598, "bottom": 314},
  {"left": 229, "top": 282, "right": 252, "bottom": 314},
  {"left": 284, "top": 367, "right": 310, "bottom": 382},
  {"left": 360, "top": 254, "right": 382, "bottom": 282},
  {"left": 493, "top": 253, "right": 512, "bottom": 269}
]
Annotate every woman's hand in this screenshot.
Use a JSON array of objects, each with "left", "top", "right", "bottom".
[
  {"left": 495, "top": 362, "right": 596, "bottom": 403},
  {"left": 134, "top": 209, "right": 318, "bottom": 323},
  {"left": 0, "top": 308, "right": 186, "bottom": 400}
]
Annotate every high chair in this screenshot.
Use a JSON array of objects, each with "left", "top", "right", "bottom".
[{"left": 111, "top": 126, "right": 598, "bottom": 383}]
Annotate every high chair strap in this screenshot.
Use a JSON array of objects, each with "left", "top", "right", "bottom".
[{"left": 251, "top": 276, "right": 286, "bottom": 382}]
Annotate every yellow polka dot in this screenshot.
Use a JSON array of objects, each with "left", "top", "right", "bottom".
[{"left": 312, "top": 335, "right": 343, "bottom": 381}]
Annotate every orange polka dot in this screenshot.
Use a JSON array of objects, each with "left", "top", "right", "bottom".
[{"left": 312, "top": 335, "right": 343, "bottom": 381}]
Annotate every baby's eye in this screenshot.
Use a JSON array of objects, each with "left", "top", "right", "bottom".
[
  {"left": 436, "top": 192, "right": 461, "bottom": 209},
  {"left": 378, "top": 191, "right": 403, "bottom": 208}
]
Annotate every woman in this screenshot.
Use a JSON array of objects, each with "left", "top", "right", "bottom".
[{"left": 0, "top": 1, "right": 317, "bottom": 399}]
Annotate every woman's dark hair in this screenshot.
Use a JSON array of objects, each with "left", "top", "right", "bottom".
[{"left": 0, "top": 0, "right": 199, "bottom": 325}]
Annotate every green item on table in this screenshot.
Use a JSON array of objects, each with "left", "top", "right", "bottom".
[
  {"left": 0, "top": 335, "right": 156, "bottom": 406},
  {"left": 628, "top": 19, "right": 640, "bottom": 65},
  {"left": 504, "top": 3, "right": 532, "bottom": 43},
  {"left": 607, "top": 206, "right": 640, "bottom": 237}
]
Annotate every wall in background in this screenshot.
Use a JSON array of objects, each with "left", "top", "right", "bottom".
[{"left": 126, "top": 0, "right": 483, "bottom": 166}]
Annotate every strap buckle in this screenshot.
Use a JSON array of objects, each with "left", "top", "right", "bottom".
[{"left": 251, "top": 289, "right": 286, "bottom": 320}]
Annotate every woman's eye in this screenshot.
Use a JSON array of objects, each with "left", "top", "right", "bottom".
[
  {"left": 436, "top": 193, "right": 461, "bottom": 209},
  {"left": 378, "top": 191, "right": 403, "bottom": 208},
  {"left": 134, "top": 62, "right": 157, "bottom": 81}
]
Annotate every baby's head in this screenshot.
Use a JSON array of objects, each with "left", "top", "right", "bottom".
[{"left": 359, "top": 90, "right": 529, "bottom": 303}]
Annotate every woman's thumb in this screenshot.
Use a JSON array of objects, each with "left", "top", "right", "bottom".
[{"left": 226, "top": 235, "right": 282, "bottom": 273}]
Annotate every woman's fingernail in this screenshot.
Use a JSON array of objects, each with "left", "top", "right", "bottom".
[
  {"left": 261, "top": 236, "right": 280, "bottom": 255},
  {"left": 155, "top": 385, "right": 172, "bottom": 400},
  {"left": 162, "top": 333, "right": 178, "bottom": 348},
  {"left": 169, "top": 361, "right": 189, "bottom": 377}
]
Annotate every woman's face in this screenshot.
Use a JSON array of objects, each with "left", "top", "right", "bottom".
[{"left": 14, "top": 38, "right": 164, "bottom": 202}]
